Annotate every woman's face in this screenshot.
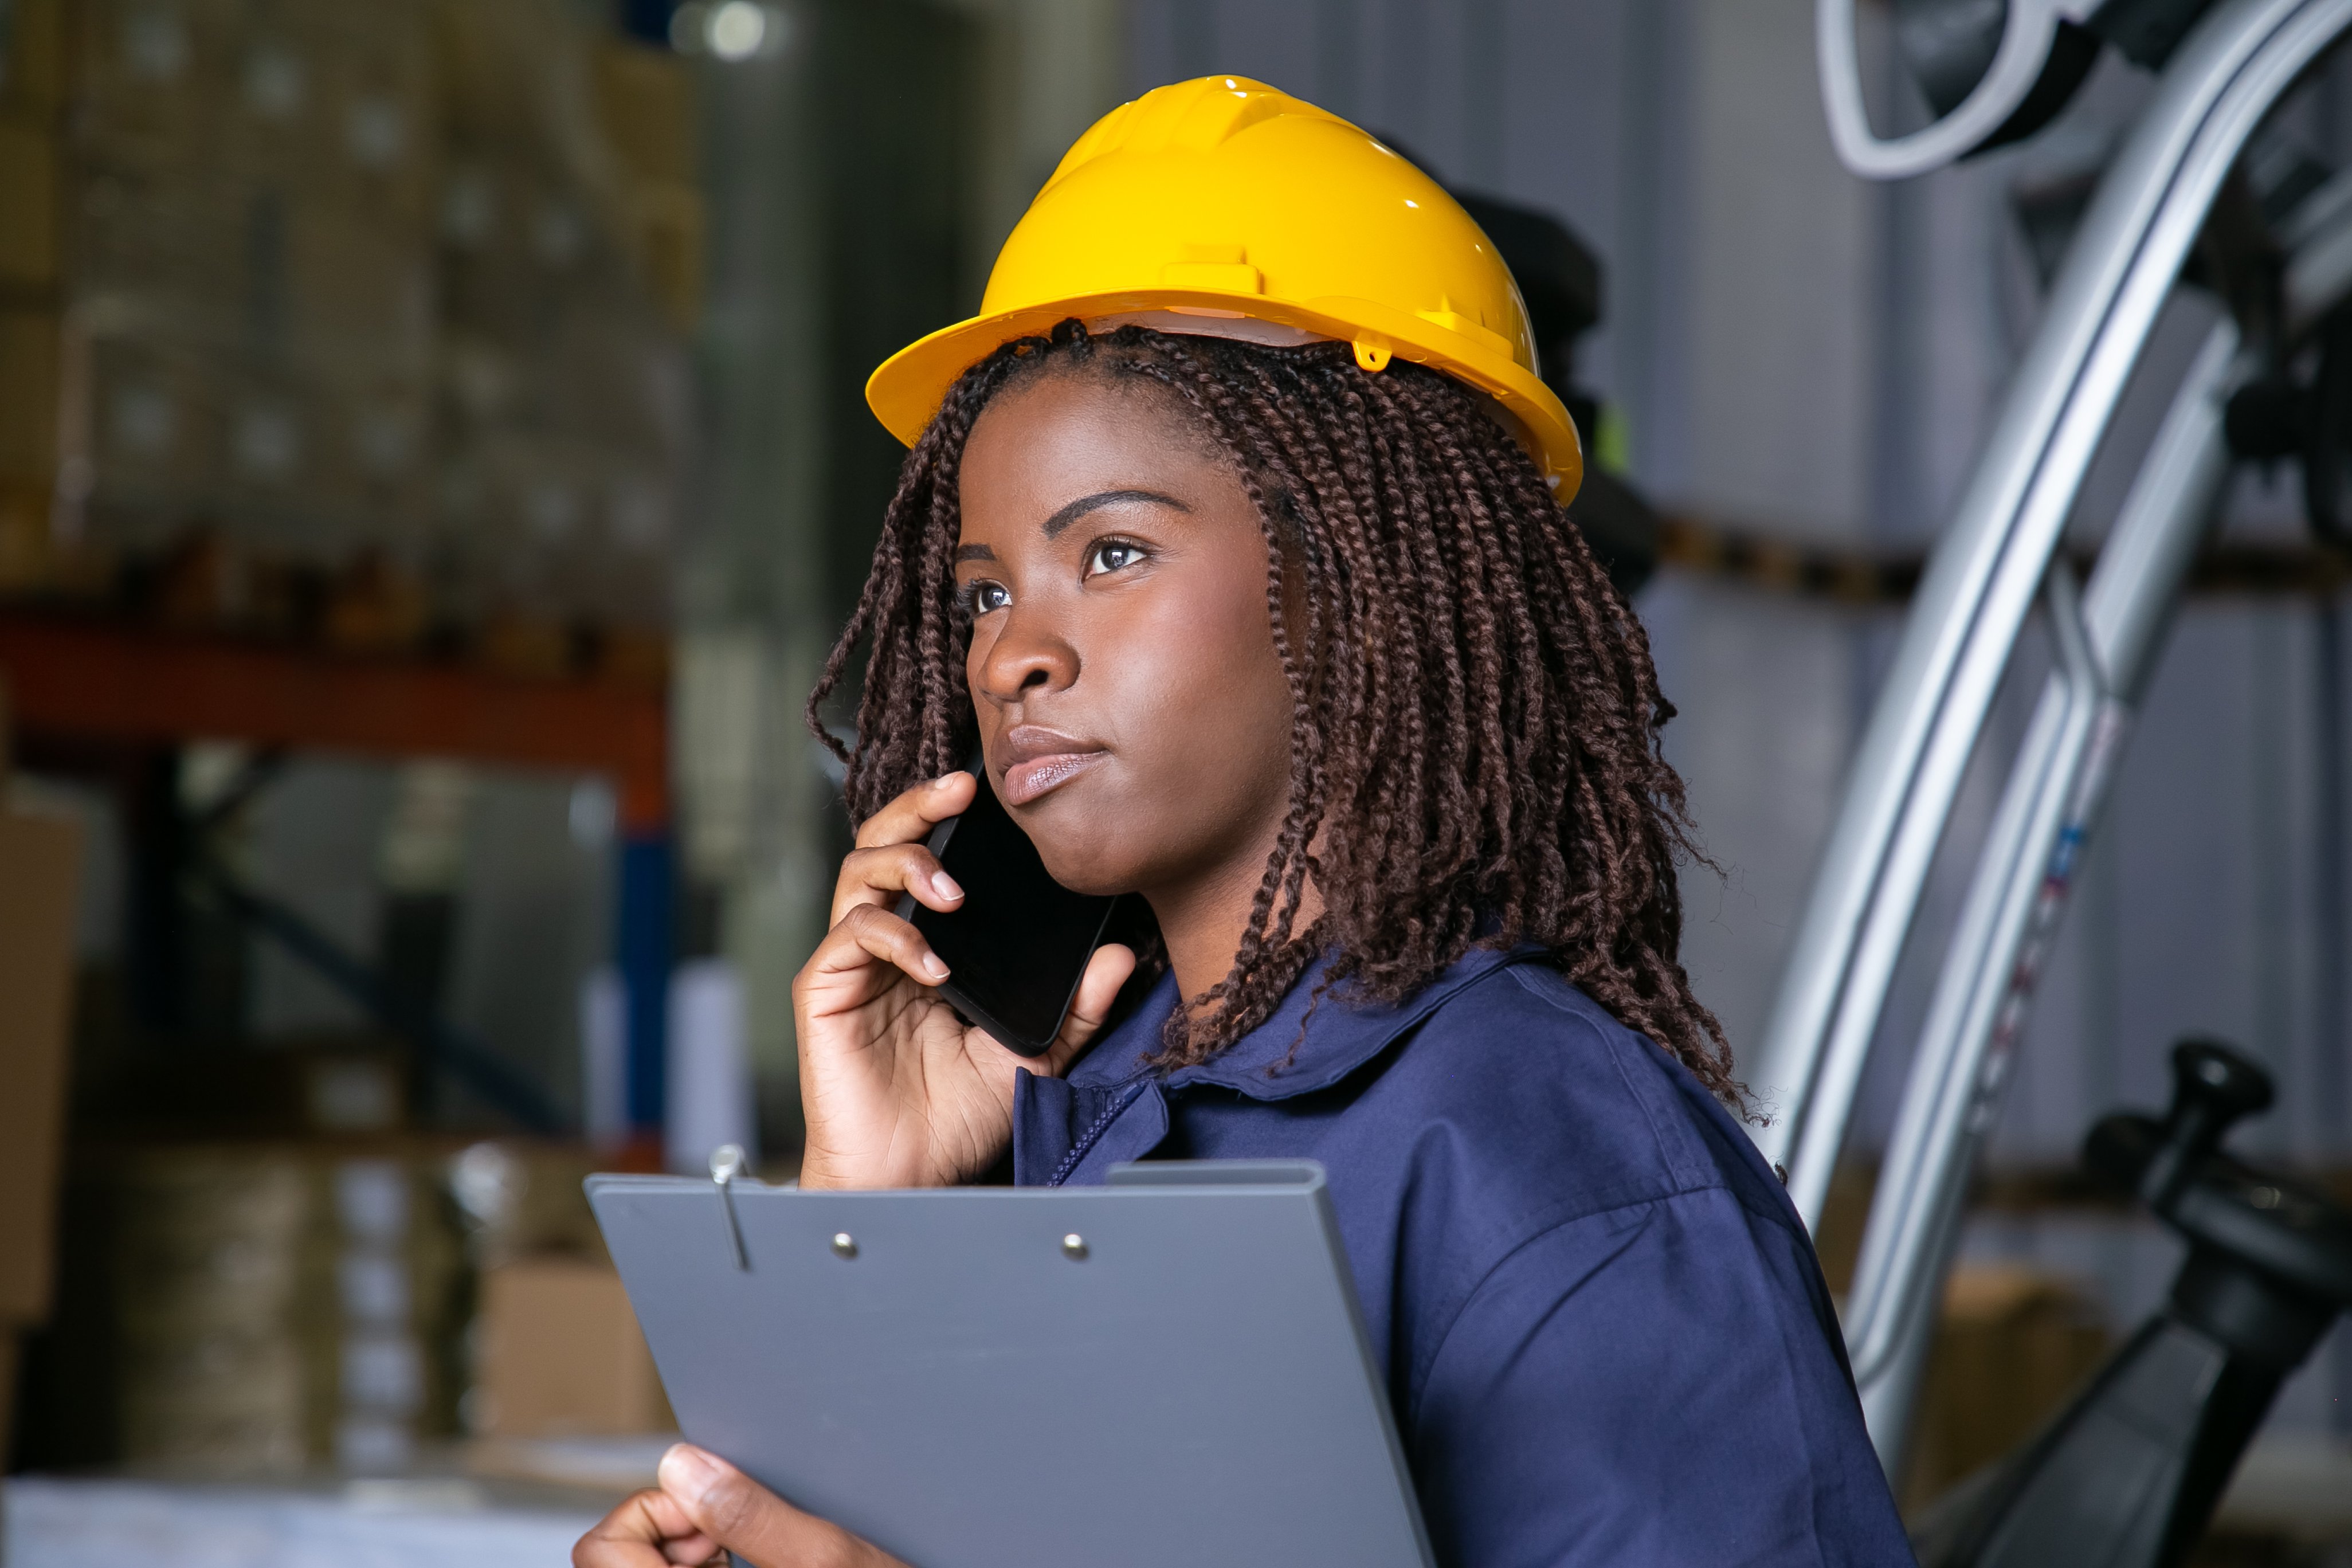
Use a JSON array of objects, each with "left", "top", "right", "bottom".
[{"left": 955, "top": 366, "right": 1295, "bottom": 904}]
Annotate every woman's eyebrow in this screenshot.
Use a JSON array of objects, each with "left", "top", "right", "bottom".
[
  {"left": 1041, "top": 488, "right": 1190, "bottom": 539},
  {"left": 954, "top": 544, "right": 995, "bottom": 563}
]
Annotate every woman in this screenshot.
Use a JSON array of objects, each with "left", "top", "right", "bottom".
[{"left": 579, "top": 77, "right": 1911, "bottom": 1567}]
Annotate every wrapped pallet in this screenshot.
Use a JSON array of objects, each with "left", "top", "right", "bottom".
[
  {"left": 52, "top": 0, "right": 441, "bottom": 593},
  {"left": 0, "top": 0, "right": 687, "bottom": 660},
  {"left": 109, "top": 1143, "right": 467, "bottom": 1473},
  {"left": 113, "top": 1151, "right": 312, "bottom": 1467},
  {"left": 426, "top": 0, "right": 687, "bottom": 670}
]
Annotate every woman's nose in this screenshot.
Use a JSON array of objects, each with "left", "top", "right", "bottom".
[{"left": 974, "top": 609, "right": 1077, "bottom": 705}]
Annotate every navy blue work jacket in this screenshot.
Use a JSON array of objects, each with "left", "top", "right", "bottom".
[{"left": 1012, "top": 947, "right": 1914, "bottom": 1567}]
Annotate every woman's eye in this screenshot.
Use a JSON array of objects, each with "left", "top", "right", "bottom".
[
  {"left": 966, "top": 581, "right": 1010, "bottom": 614},
  {"left": 1085, "top": 540, "right": 1143, "bottom": 577}
]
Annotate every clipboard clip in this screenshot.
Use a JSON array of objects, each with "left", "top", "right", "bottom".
[{"left": 709, "top": 1143, "right": 750, "bottom": 1271}]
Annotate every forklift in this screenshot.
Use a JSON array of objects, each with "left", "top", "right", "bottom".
[{"left": 1762, "top": 2, "right": 2352, "bottom": 1562}]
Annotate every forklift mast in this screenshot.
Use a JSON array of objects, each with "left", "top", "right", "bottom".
[{"left": 1774, "top": 0, "right": 2352, "bottom": 1526}]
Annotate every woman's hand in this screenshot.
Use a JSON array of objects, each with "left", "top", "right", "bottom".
[
  {"left": 574, "top": 1442, "right": 905, "bottom": 1567},
  {"left": 791, "top": 771, "right": 1136, "bottom": 1190}
]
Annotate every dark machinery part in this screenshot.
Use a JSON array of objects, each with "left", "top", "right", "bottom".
[
  {"left": 2007, "top": 104, "right": 2327, "bottom": 294},
  {"left": 2299, "top": 305, "right": 2352, "bottom": 542},
  {"left": 1449, "top": 192, "right": 1601, "bottom": 350},
  {"left": 1557, "top": 469, "right": 1658, "bottom": 601},
  {"left": 1914, "top": 1040, "right": 2352, "bottom": 1568},
  {"left": 1451, "top": 189, "right": 1659, "bottom": 598},
  {"left": 2219, "top": 305, "right": 2352, "bottom": 546},
  {"left": 1892, "top": 0, "right": 2224, "bottom": 160},
  {"left": 2193, "top": 141, "right": 2352, "bottom": 548},
  {"left": 2220, "top": 296, "right": 2352, "bottom": 546}
]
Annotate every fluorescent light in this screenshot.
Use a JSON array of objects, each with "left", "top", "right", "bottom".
[{"left": 705, "top": 1, "right": 769, "bottom": 61}]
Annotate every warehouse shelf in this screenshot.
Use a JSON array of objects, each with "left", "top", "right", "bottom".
[
  {"left": 1657, "top": 513, "right": 2352, "bottom": 605},
  {"left": 0, "top": 607, "right": 668, "bottom": 830}
]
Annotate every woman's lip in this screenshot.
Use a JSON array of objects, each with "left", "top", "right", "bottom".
[{"left": 1000, "top": 750, "right": 1106, "bottom": 805}]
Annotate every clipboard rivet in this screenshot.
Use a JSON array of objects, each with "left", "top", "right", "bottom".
[
  {"left": 831, "top": 1232, "right": 858, "bottom": 1259},
  {"left": 1061, "top": 1233, "right": 1088, "bottom": 1260}
]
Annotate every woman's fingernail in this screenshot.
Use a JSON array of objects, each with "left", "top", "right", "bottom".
[
  {"left": 922, "top": 952, "right": 950, "bottom": 982},
  {"left": 936, "top": 773, "right": 964, "bottom": 789},
  {"left": 659, "top": 1442, "right": 724, "bottom": 1504},
  {"left": 931, "top": 871, "right": 963, "bottom": 902}
]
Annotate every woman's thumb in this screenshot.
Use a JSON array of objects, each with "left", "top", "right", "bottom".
[
  {"left": 658, "top": 1443, "right": 894, "bottom": 1566},
  {"left": 1040, "top": 942, "right": 1139, "bottom": 1076}
]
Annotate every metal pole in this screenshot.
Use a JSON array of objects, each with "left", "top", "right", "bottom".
[
  {"left": 1839, "top": 320, "right": 2239, "bottom": 1469},
  {"left": 2318, "top": 598, "right": 2352, "bottom": 1436},
  {"left": 1830, "top": 164, "right": 2352, "bottom": 1467}
]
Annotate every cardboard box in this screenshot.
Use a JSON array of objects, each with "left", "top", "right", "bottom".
[
  {"left": 436, "top": 158, "right": 601, "bottom": 339},
  {"left": 622, "top": 180, "right": 703, "bottom": 333},
  {"left": 1, "top": 0, "right": 66, "bottom": 121},
  {"left": 319, "top": 550, "right": 430, "bottom": 653},
  {"left": 0, "top": 487, "right": 62, "bottom": 594},
  {"left": 475, "top": 1257, "right": 672, "bottom": 1437},
  {"left": 120, "top": 1330, "right": 309, "bottom": 1471},
  {"left": 432, "top": 0, "right": 562, "bottom": 148},
  {"left": 0, "top": 308, "right": 59, "bottom": 488},
  {"left": 69, "top": 0, "right": 233, "bottom": 181},
  {"left": 275, "top": 203, "right": 434, "bottom": 373},
  {"left": 83, "top": 328, "right": 218, "bottom": 519},
  {"left": 66, "top": 175, "right": 252, "bottom": 339},
  {"left": 0, "top": 120, "right": 60, "bottom": 289},
  {"left": 594, "top": 41, "right": 696, "bottom": 187},
  {"left": 0, "top": 799, "right": 85, "bottom": 1325},
  {"left": 218, "top": 13, "right": 435, "bottom": 215},
  {"left": 588, "top": 41, "right": 696, "bottom": 334},
  {"left": 216, "top": 368, "right": 313, "bottom": 511},
  {"left": 74, "top": 0, "right": 433, "bottom": 213},
  {"left": 1903, "top": 1264, "right": 2111, "bottom": 1510}
]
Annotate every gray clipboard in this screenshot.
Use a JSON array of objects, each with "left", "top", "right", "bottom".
[{"left": 585, "top": 1159, "right": 1433, "bottom": 1568}]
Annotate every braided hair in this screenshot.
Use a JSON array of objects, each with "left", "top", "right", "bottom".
[{"left": 808, "top": 320, "right": 1736, "bottom": 1101}]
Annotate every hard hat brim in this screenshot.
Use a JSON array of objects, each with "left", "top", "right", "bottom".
[{"left": 865, "top": 285, "right": 1584, "bottom": 503}]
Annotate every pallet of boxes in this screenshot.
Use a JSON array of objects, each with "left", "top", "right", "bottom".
[
  {"left": 80, "top": 1139, "right": 682, "bottom": 1478},
  {"left": 0, "top": 0, "right": 692, "bottom": 675},
  {"left": 107, "top": 1144, "right": 469, "bottom": 1470},
  {"left": 0, "top": 0, "right": 698, "bottom": 1478},
  {"left": 32, "top": 1134, "right": 670, "bottom": 1476}
]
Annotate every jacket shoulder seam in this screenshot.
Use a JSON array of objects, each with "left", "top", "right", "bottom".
[
  {"left": 1405, "top": 1171, "right": 1821, "bottom": 1421},
  {"left": 1506, "top": 966, "right": 1712, "bottom": 1185},
  {"left": 1406, "top": 1178, "right": 1715, "bottom": 1420}
]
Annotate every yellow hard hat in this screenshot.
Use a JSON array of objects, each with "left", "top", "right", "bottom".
[{"left": 865, "top": 75, "right": 1583, "bottom": 501}]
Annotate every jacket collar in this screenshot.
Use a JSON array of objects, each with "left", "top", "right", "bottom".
[{"left": 1067, "top": 942, "right": 1544, "bottom": 1103}]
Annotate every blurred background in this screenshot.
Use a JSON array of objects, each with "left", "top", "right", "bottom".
[{"left": 2, "top": 0, "right": 2350, "bottom": 1559}]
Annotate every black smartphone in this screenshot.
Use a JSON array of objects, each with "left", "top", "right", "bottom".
[{"left": 893, "top": 758, "right": 1122, "bottom": 1057}]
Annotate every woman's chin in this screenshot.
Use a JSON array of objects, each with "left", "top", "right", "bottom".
[{"left": 1031, "top": 842, "right": 1141, "bottom": 901}]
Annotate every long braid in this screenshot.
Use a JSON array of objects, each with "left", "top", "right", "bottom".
[{"left": 809, "top": 322, "right": 1738, "bottom": 1103}]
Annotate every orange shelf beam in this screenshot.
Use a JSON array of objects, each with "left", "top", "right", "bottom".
[{"left": 0, "top": 613, "right": 669, "bottom": 831}]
